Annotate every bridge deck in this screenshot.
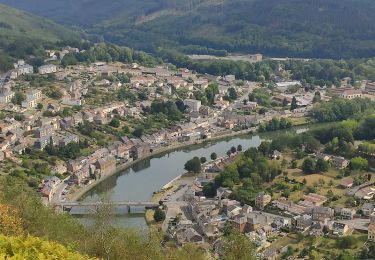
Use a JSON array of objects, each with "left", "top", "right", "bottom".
[{"left": 60, "top": 201, "right": 159, "bottom": 208}]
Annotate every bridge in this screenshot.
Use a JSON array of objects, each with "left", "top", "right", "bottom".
[{"left": 54, "top": 201, "right": 159, "bottom": 215}]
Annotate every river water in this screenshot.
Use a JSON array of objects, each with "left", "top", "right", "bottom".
[{"left": 77, "top": 126, "right": 314, "bottom": 231}]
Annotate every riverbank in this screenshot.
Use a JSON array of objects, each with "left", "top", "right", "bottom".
[
  {"left": 67, "top": 127, "right": 257, "bottom": 202},
  {"left": 68, "top": 118, "right": 314, "bottom": 203}
]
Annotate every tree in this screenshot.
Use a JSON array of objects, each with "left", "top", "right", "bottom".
[
  {"left": 227, "top": 150, "right": 231, "bottom": 156},
  {"left": 350, "top": 156, "right": 368, "bottom": 171},
  {"left": 290, "top": 96, "right": 298, "bottom": 111},
  {"left": 153, "top": 207, "right": 165, "bottom": 222},
  {"left": 200, "top": 157, "right": 207, "bottom": 164},
  {"left": 108, "top": 118, "right": 120, "bottom": 128},
  {"left": 211, "top": 152, "right": 217, "bottom": 160},
  {"left": 36, "top": 103, "right": 43, "bottom": 110},
  {"left": 184, "top": 157, "right": 201, "bottom": 173},
  {"left": 228, "top": 87, "right": 238, "bottom": 101},
  {"left": 11, "top": 92, "right": 26, "bottom": 105},
  {"left": 302, "top": 158, "right": 316, "bottom": 174},
  {"left": 133, "top": 127, "right": 144, "bottom": 138},
  {"left": 336, "top": 236, "right": 357, "bottom": 249},
  {"left": 258, "top": 141, "right": 271, "bottom": 156},
  {"left": 222, "top": 231, "right": 256, "bottom": 260},
  {"left": 237, "top": 145, "right": 243, "bottom": 152},
  {"left": 231, "top": 146, "right": 237, "bottom": 154},
  {"left": 315, "top": 158, "right": 329, "bottom": 172}
]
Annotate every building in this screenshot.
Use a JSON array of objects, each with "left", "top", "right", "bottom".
[
  {"left": 332, "top": 222, "right": 351, "bottom": 236},
  {"left": 21, "top": 98, "right": 38, "bottom": 108},
  {"left": 340, "top": 89, "right": 362, "bottom": 100},
  {"left": 340, "top": 208, "right": 355, "bottom": 220},
  {"left": 95, "top": 156, "right": 116, "bottom": 175},
  {"left": 311, "top": 206, "right": 334, "bottom": 221},
  {"left": 0, "top": 84, "right": 15, "bottom": 103},
  {"left": 183, "top": 99, "right": 202, "bottom": 112},
  {"left": 355, "top": 187, "right": 375, "bottom": 200},
  {"left": 340, "top": 177, "right": 354, "bottom": 189},
  {"left": 255, "top": 192, "right": 272, "bottom": 209},
  {"left": 35, "top": 135, "right": 56, "bottom": 150},
  {"left": 365, "top": 82, "right": 375, "bottom": 95},
  {"left": 217, "top": 187, "right": 232, "bottom": 200},
  {"left": 293, "top": 215, "right": 312, "bottom": 231},
  {"left": 38, "top": 64, "right": 57, "bottom": 74},
  {"left": 40, "top": 176, "right": 61, "bottom": 201},
  {"left": 362, "top": 203, "right": 374, "bottom": 216},
  {"left": 26, "top": 89, "right": 42, "bottom": 100},
  {"left": 35, "top": 125, "right": 55, "bottom": 138},
  {"left": 59, "top": 134, "right": 79, "bottom": 147},
  {"left": 130, "top": 141, "right": 150, "bottom": 160},
  {"left": 331, "top": 156, "right": 349, "bottom": 169},
  {"left": 16, "top": 64, "right": 33, "bottom": 76}
]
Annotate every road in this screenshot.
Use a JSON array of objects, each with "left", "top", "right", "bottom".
[
  {"left": 51, "top": 179, "right": 69, "bottom": 204},
  {"left": 347, "top": 181, "right": 375, "bottom": 196},
  {"left": 162, "top": 185, "right": 189, "bottom": 231}
]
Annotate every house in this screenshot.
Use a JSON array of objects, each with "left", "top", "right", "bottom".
[
  {"left": 16, "top": 64, "right": 33, "bottom": 76},
  {"left": 59, "top": 134, "right": 79, "bottom": 147},
  {"left": 331, "top": 156, "right": 349, "bottom": 169},
  {"left": 95, "top": 156, "right": 116, "bottom": 175},
  {"left": 231, "top": 216, "right": 248, "bottom": 233},
  {"left": 368, "top": 214, "right": 375, "bottom": 241},
  {"left": 365, "top": 82, "right": 375, "bottom": 95},
  {"left": 21, "top": 98, "right": 38, "bottom": 108},
  {"left": 292, "top": 214, "right": 312, "bottom": 231},
  {"left": 183, "top": 99, "right": 201, "bottom": 112},
  {"left": 245, "top": 212, "right": 273, "bottom": 232},
  {"left": 270, "top": 150, "right": 282, "bottom": 160},
  {"left": 340, "top": 89, "right": 362, "bottom": 100},
  {"left": 38, "top": 64, "right": 57, "bottom": 74},
  {"left": 216, "top": 187, "right": 232, "bottom": 200},
  {"left": 35, "top": 117, "right": 59, "bottom": 130},
  {"left": 340, "top": 177, "right": 354, "bottom": 189},
  {"left": 108, "top": 141, "right": 130, "bottom": 159},
  {"left": 362, "top": 203, "right": 374, "bottom": 216},
  {"left": 332, "top": 222, "right": 351, "bottom": 236},
  {"left": 272, "top": 217, "right": 291, "bottom": 230},
  {"left": 178, "top": 228, "right": 203, "bottom": 244},
  {"left": 303, "top": 193, "right": 327, "bottom": 206},
  {"left": 40, "top": 176, "right": 61, "bottom": 201},
  {"left": 35, "top": 135, "right": 56, "bottom": 150},
  {"left": 340, "top": 208, "right": 355, "bottom": 220},
  {"left": 26, "top": 89, "right": 42, "bottom": 100},
  {"left": 0, "top": 88, "right": 15, "bottom": 103},
  {"left": 355, "top": 187, "right": 375, "bottom": 200},
  {"left": 130, "top": 141, "right": 150, "bottom": 160},
  {"left": 316, "top": 152, "right": 331, "bottom": 162},
  {"left": 255, "top": 192, "right": 272, "bottom": 209},
  {"left": 311, "top": 206, "right": 334, "bottom": 221},
  {"left": 35, "top": 125, "right": 55, "bottom": 138}
]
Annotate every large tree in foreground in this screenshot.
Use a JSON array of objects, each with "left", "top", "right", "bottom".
[{"left": 222, "top": 231, "right": 256, "bottom": 260}]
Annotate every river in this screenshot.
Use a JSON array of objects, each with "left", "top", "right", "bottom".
[{"left": 77, "top": 125, "right": 314, "bottom": 231}]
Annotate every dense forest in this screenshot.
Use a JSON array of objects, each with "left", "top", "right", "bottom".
[{"left": 2, "top": 0, "right": 375, "bottom": 58}]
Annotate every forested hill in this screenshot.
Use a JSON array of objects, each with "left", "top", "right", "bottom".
[
  {"left": 2, "top": 0, "right": 375, "bottom": 58},
  {"left": 0, "top": 4, "right": 79, "bottom": 46}
]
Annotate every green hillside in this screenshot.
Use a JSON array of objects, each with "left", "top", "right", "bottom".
[
  {"left": 0, "top": 4, "right": 79, "bottom": 46},
  {"left": 2, "top": 0, "right": 375, "bottom": 58}
]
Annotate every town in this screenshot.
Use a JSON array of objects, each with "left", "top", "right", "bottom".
[{"left": 1, "top": 44, "right": 375, "bottom": 259}]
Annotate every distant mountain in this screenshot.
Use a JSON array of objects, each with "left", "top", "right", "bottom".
[
  {"left": 0, "top": 4, "right": 79, "bottom": 46},
  {"left": 2, "top": 0, "right": 375, "bottom": 58}
]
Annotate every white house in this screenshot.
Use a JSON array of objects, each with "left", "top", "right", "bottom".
[{"left": 38, "top": 64, "right": 57, "bottom": 75}]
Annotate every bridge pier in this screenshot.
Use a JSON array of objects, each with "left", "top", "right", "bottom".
[{"left": 128, "top": 206, "right": 131, "bottom": 213}]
